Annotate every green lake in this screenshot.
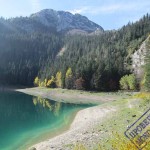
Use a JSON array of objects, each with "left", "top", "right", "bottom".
[{"left": 0, "top": 91, "right": 91, "bottom": 150}]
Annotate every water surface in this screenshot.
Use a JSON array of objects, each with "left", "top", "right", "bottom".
[{"left": 0, "top": 91, "right": 90, "bottom": 150}]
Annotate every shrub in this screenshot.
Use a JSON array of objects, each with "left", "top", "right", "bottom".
[
  {"left": 128, "top": 74, "right": 136, "bottom": 90},
  {"left": 120, "top": 75, "right": 129, "bottom": 90},
  {"left": 120, "top": 74, "right": 137, "bottom": 90}
]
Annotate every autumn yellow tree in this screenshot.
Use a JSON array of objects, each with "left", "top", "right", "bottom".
[
  {"left": 34, "top": 77, "right": 40, "bottom": 86},
  {"left": 55, "top": 71, "right": 62, "bottom": 88},
  {"left": 65, "top": 68, "right": 74, "bottom": 89},
  {"left": 39, "top": 81, "right": 44, "bottom": 87},
  {"left": 66, "top": 68, "right": 72, "bottom": 78},
  {"left": 47, "top": 76, "right": 56, "bottom": 88},
  {"left": 44, "top": 78, "right": 47, "bottom": 87}
]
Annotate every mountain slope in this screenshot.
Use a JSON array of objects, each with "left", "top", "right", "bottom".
[
  {"left": 30, "top": 9, "right": 104, "bottom": 33},
  {"left": 39, "top": 14, "right": 150, "bottom": 91},
  {"left": 4, "top": 9, "right": 103, "bottom": 34},
  {"left": 0, "top": 12, "right": 150, "bottom": 90}
]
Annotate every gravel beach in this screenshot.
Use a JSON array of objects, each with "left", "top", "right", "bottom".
[{"left": 29, "top": 105, "right": 116, "bottom": 150}]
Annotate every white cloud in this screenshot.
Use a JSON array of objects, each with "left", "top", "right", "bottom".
[
  {"left": 68, "top": 1, "right": 150, "bottom": 15},
  {"left": 68, "top": 5, "right": 124, "bottom": 15},
  {"left": 68, "top": 7, "right": 88, "bottom": 14}
]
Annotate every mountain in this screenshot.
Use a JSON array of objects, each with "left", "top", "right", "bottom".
[
  {"left": 30, "top": 9, "right": 104, "bottom": 33},
  {"left": 39, "top": 14, "right": 150, "bottom": 91},
  {"left": 0, "top": 12, "right": 150, "bottom": 90},
  {"left": 1, "top": 9, "right": 103, "bottom": 34}
]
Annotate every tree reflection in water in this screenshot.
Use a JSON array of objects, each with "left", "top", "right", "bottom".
[{"left": 33, "top": 97, "right": 62, "bottom": 116}]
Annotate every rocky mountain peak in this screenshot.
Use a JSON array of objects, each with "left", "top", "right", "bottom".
[{"left": 30, "top": 9, "right": 104, "bottom": 33}]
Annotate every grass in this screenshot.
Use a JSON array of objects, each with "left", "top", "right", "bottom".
[
  {"left": 73, "top": 135, "right": 150, "bottom": 150},
  {"left": 73, "top": 143, "right": 87, "bottom": 150},
  {"left": 134, "top": 92, "right": 150, "bottom": 99},
  {"left": 22, "top": 87, "right": 132, "bottom": 105},
  {"left": 28, "top": 87, "right": 132, "bottom": 97},
  {"left": 71, "top": 92, "right": 150, "bottom": 150}
]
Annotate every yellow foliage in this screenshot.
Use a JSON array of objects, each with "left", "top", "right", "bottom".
[
  {"left": 33, "top": 97, "right": 53, "bottom": 110},
  {"left": 72, "top": 132, "right": 149, "bottom": 150},
  {"left": 34, "top": 76, "right": 40, "bottom": 86},
  {"left": 47, "top": 76, "right": 55, "bottom": 88},
  {"left": 66, "top": 68, "right": 73, "bottom": 78},
  {"left": 111, "top": 132, "right": 137, "bottom": 150},
  {"left": 56, "top": 71, "right": 62, "bottom": 88},
  {"left": 44, "top": 78, "right": 47, "bottom": 87},
  {"left": 47, "top": 79, "right": 52, "bottom": 87},
  {"left": 53, "top": 102, "right": 61, "bottom": 116},
  {"left": 134, "top": 92, "right": 150, "bottom": 100},
  {"left": 33, "top": 97, "right": 38, "bottom": 105}
]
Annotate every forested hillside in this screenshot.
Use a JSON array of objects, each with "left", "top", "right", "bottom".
[
  {"left": 0, "top": 32, "right": 62, "bottom": 85},
  {"left": 39, "top": 14, "right": 150, "bottom": 91},
  {"left": 0, "top": 13, "right": 150, "bottom": 91}
]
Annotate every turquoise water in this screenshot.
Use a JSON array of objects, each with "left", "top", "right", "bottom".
[{"left": 0, "top": 91, "right": 90, "bottom": 150}]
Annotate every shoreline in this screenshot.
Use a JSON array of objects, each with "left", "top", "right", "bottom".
[
  {"left": 17, "top": 87, "right": 120, "bottom": 150},
  {"left": 17, "top": 87, "right": 143, "bottom": 150},
  {"left": 16, "top": 87, "right": 126, "bottom": 105},
  {"left": 19, "top": 109, "right": 80, "bottom": 150},
  {"left": 29, "top": 105, "right": 116, "bottom": 150}
]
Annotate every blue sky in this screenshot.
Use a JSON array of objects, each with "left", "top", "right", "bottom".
[{"left": 0, "top": 0, "right": 150, "bottom": 30}]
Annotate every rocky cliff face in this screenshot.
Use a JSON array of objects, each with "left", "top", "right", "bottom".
[{"left": 132, "top": 39, "right": 147, "bottom": 81}]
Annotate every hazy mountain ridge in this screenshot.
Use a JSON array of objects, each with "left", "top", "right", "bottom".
[
  {"left": 30, "top": 9, "right": 104, "bottom": 33},
  {"left": 0, "top": 9, "right": 104, "bottom": 34}
]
